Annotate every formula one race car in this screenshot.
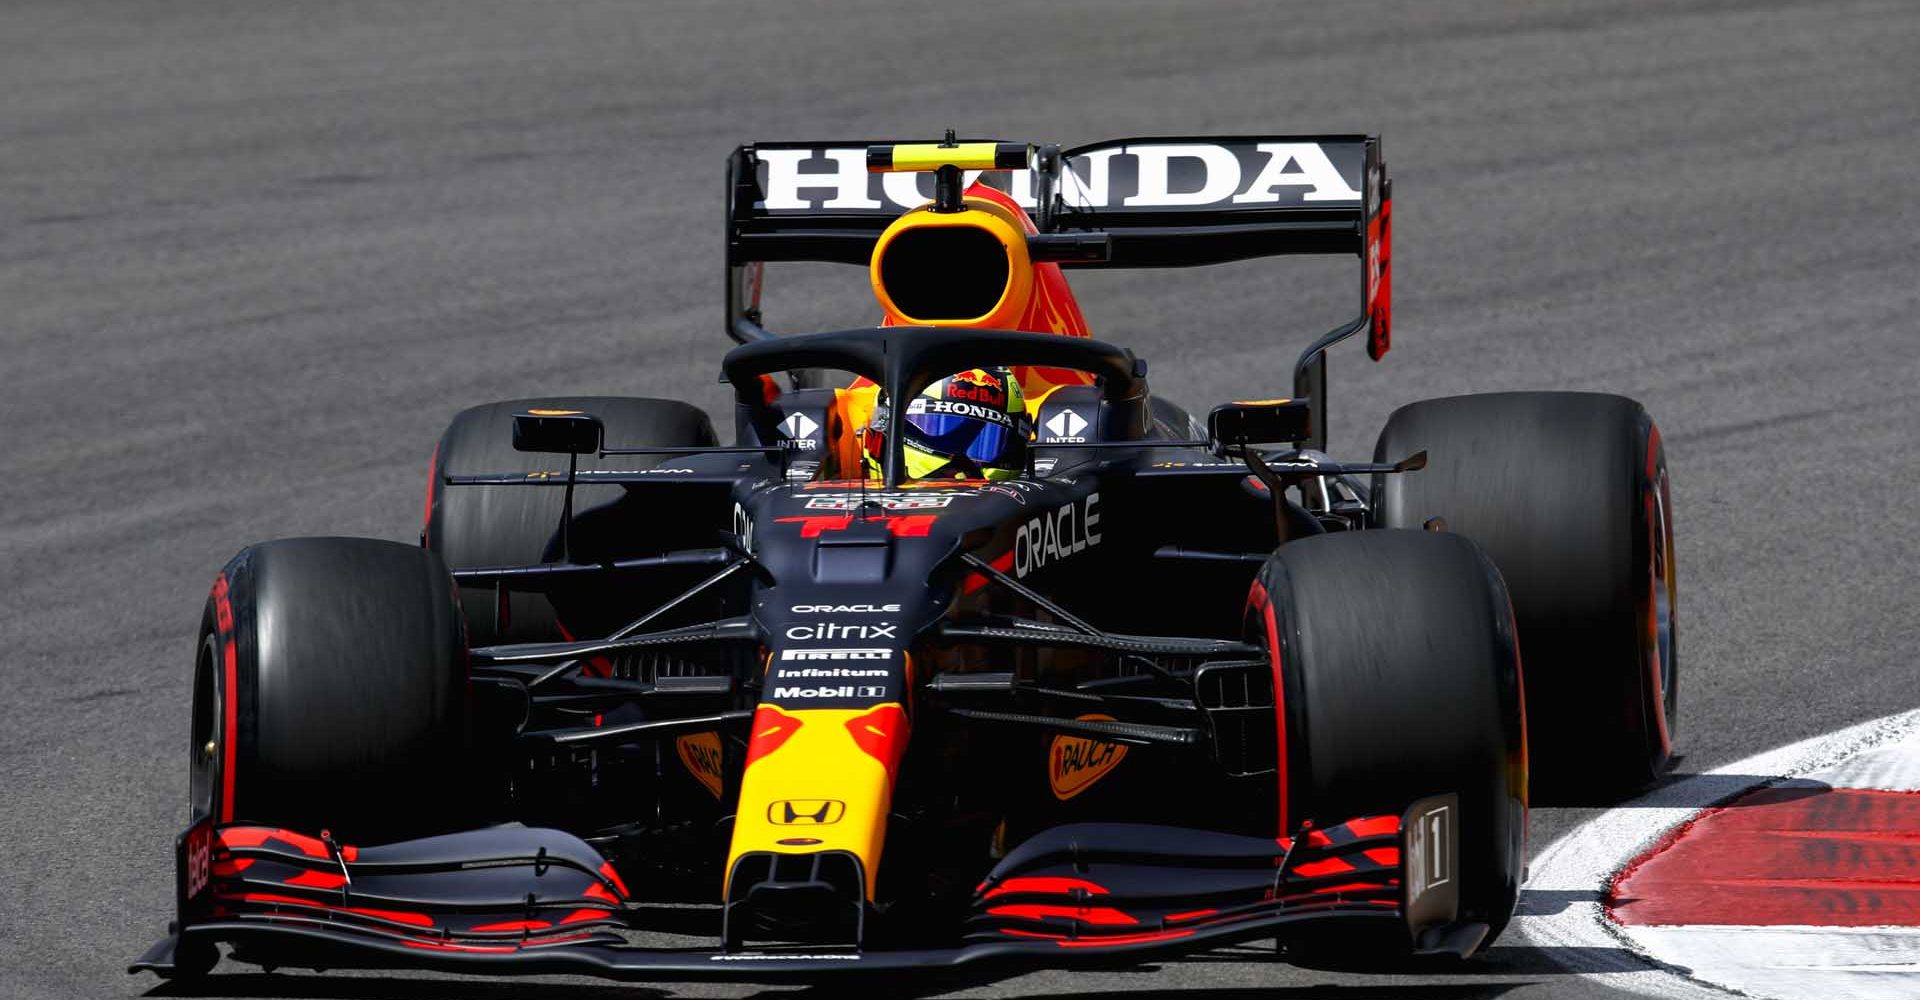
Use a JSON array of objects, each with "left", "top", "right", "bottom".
[{"left": 134, "top": 134, "right": 1678, "bottom": 985}]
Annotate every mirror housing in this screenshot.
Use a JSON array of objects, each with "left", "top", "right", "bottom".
[
  {"left": 512, "top": 409, "right": 604, "bottom": 455},
  {"left": 1208, "top": 398, "right": 1314, "bottom": 448}
]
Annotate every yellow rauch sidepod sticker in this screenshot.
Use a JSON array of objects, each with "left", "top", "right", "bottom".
[{"left": 1050, "top": 714, "right": 1128, "bottom": 800}]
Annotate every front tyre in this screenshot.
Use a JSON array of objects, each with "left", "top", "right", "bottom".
[
  {"left": 191, "top": 537, "right": 467, "bottom": 842},
  {"left": 1250, "top": 530, "right": 1527, "bottom": 947}
]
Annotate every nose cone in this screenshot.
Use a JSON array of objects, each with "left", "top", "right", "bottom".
[{"left": 725, "top": 697, "right": 910, "bottom": 909}]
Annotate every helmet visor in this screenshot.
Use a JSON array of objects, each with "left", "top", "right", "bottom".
[{"left": 904, "top": 411, "right": 1013, "bottom": 465}]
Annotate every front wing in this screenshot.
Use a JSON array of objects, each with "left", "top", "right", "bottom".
[{"left": 132, "top": 795, "right": 1471, "bottom": 983}]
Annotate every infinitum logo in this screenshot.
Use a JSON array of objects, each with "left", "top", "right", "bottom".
[{"left": 772, "top": 666, "right": 889, "bottom": 678}]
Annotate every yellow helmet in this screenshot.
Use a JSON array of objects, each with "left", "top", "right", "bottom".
[{"left": 864, "top": 368, "right": 1030, "bottom": 481}]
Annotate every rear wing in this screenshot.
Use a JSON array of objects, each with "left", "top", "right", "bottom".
[{"left": 723, "top": 135, "right": 1392, "bottom": 449}]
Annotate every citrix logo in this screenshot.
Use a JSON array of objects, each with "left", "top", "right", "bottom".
[{"left": 785, "top": 622, "right": 897, "bottom": 641}]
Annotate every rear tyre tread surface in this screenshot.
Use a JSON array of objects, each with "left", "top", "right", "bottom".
[
  {"left": 424, "top": 396, "right": 718, "bottom": 645},
  {"left": 1372, "top": 391, "right": 1677, "bottom": 800}
]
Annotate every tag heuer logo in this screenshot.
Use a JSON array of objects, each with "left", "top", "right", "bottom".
[
  {"left": 768, "top": 798, "right": 846, "bottom": 826},
  {"left": 1045, "top": 409, "right": 1088, "bottom": 440},
  {"left": 780, "top": 413, "right": 819, "bottom": 439}
]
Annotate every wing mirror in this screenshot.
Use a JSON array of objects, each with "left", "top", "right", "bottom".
[
  {"left": 512, "top": 409, "right": 604, "bottom": 455},
  {"left": 1207, "top": 398, "right": 1313, "bottom": 449}
]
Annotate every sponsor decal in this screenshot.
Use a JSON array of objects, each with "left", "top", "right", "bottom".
[
  {"left": 785, "top": 622, "right": 896, "bottom": 641},
  {"left": 733, "top": 503, "right": 755, "bottom": 552},
  {"left": 779, "top": 648, "right": 891, "bottom": 661},
  {"left": 629, "top": 467, "right": 694, "bottom": 474},
  {"left": 951, "top": 369, "right": 1003, "bottom": 390},
  {"left": 1042, "top": 408, "right": 1089, "bottom": 442},
  {"left": 767, "top": 799, "right": 847, "bottom": 826},
  {"left": 770, "top": 665, "right": 890, "bottom": 679},
  {"left": 980, "top": 483, "right": 1028, "bottom": 504},
  {"left": 945, "top": 384, "right": 1006, "bottom": 406},
  {"left": 755, "top": 140, "right": 1363, "bottom": 213},
  {"left": 771, "top": 684, "right": 891, "bottom": 700},
  {"left": 526, "top": 408, "right": 583, "bottom": 416},
  {"left": 1050, "top": 714, "right": 1128, "bottom": 800},
  {"left": 802, "top": 492, "right": 960, "bottom": 511},
  {"left": 908, "top": 396, "right": 1014, "bottom": 428},
  {"left": 776, "top": 837, "right": 823, "bottom": 846},
  {"left": 779, "top": 412, "right": 821, "bottom": 451},
  {"left": 791, "top": 603, "right": 900, "bottom": 614},
  {"left": 1014, "top": 492, "right": 1101, "bottom": 577},
  {"left": 184, "top": 821, "right": 211, "bottom": 899},
  {"left": 675, "top": 732, "right": 725, "bottom": 800},
  {"left": 944, "top": 371, "right": 1007, "bottom": 407}
]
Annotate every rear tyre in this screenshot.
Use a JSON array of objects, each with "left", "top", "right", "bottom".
[
  {"left": 191, "top": 537, "right": 467, "bottom": 842},
  {"left": 1372, "top": 392, "right": 1676, "bottom": 798},
  {"left": 423, "top": 396, "right": 718, "bottom": 645},
  {"left": 1249, "top": 530, "right": 1526, "bottom": 947}
]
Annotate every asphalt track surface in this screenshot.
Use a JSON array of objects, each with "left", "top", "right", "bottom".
[{"left": 3, "top": 1, "right": 1917, "bottom": 998}]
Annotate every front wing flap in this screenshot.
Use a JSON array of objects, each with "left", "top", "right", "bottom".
[{"left": 133, "top": 796, "right": 1466, "bottom": 983}]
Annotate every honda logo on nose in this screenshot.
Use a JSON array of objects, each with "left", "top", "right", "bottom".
[{"left": 768, "top": 799, "right": 846, "bottom": 826}]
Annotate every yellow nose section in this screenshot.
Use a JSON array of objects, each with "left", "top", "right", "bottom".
[{"left": 725, "top": 702, "right": 910, "bottom": 900}]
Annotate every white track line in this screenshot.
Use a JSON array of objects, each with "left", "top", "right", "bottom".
[{"left": 1512, "top": 709, "right": 1920, "bottom": 1000}]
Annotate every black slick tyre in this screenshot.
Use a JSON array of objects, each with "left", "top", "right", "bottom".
[
  {"left": 1371, "top": 391, "right": 1676, "bottom": 798},
  {"left": 190, "top": 537, "right": 467, "bottom": 843},
  {"left": 1248, "top": 529, "right": 1527, "bottom": 948}
]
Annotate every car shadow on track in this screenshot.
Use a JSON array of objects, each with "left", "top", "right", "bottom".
[
  {"left": 1534, "top": 769, "right": 1830, "bottom": 809},
  {"left": 142, "top": 975, "right": 673, "bottom": 1000},
  {"left": 763, "top": 981, "right": 1537, "bottom": 1000},
  {"left": 138, "top": 944, "right": 1623, "bottom": 1000},
  {"left": 148, "top": 980, "right": 1537, "bottom": 1000}
]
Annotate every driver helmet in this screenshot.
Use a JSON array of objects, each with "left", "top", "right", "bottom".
[{"left": 864, "top": 367, "right": 1030, "bottom": 480}]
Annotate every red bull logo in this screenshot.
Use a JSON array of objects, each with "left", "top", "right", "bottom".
[
  {"left": 945, "top": 369, "right": 1007, "bottom": 406},
  {"left": 952, "top": 369, "right": 1004, "bottom": 391}
]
